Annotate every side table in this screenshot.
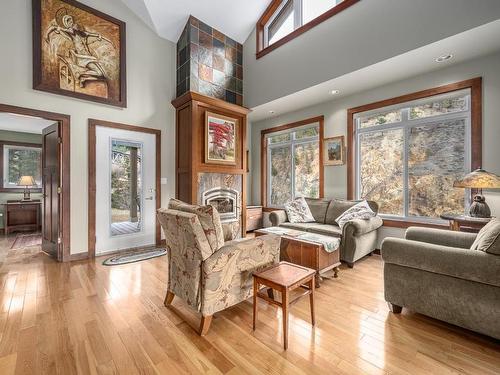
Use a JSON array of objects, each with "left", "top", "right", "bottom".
[
  {"left": 440, "top": 213, "right": 491, "bottom": 232},
  {"left": 253, "top": 261, "right": 316, "bottom": 350}
]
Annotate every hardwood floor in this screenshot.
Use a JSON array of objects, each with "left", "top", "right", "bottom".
[{"left": 0, "top": 235, "right": 499, "bottom": 374}]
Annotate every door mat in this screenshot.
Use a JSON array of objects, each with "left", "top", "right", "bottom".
[{"left": 102, "top": 248, "right": 167, "bottom": 266}]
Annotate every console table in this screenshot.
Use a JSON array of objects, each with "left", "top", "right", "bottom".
[{"left": 3, "top": 200, "right": 41, "bottom": 234}]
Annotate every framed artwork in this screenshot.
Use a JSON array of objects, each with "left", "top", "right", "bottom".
[
  {"left": 33, "top": 0, "right": 127, "bottom": 107},
  {"left": 324, "top": 136, "right": 345, "bottom": 166},
  {"left": 205, "top": 112, "right": 238, "bottom": 165}
]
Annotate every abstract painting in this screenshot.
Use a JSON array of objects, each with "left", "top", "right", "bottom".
[
  {"left": 33, "top": 0, "right": 126, "bottom": 107},
  {"left": 324, "top": 136, "right": 345, "bottom": 165},
  {"left": 205, "top": 112, "right": 237, "bottom": 165}
]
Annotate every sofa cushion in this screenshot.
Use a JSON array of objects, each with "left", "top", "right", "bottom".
[
  {"left": 471, "top": 218, "right": 500, "bottom": 255},
  {"left": 335, "top": 200, "right": 376, "bottom": 230},
  {"left": 325, "top": 199, "right": 378, "bottom": 225},
  {"left": 168, "top": 198, "right": 224, "bottom": 252},
  {"left": 284, "top": 197, "right": 315, "bottom": 223},
  {"left": 281, "top": 222, "right": 342, "bottom": 237},
  {"left": 304, "top": 198, "right": 330, "bottom": 224}
]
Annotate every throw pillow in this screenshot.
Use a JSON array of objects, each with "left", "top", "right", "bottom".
[
  {"left": 284, "top": 197, "right": 315, "bottom": 223},
  {"left": 470, "top": 218, "right": 500, "bottom": 255},
  {"left": 335, "top": 200, "right": 376, "bottom": 230}
]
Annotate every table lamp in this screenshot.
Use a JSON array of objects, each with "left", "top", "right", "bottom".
[
  {"left": 453, "top": 168, "right": 500, "bottom": 218},
  {"left": 17, "top": 176, "right": 36, "bottom": 201}
]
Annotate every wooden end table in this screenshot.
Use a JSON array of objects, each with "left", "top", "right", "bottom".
[
  {"left": 253, "top": 261, "right": 316, "bottom": 350},
  {"left": 440, "top": 213, "right": 491, "bottom": 232}
]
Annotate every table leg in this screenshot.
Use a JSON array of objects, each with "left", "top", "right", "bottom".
[
  {"left": 282, "top": 288, "right": 289, "bottom": 350},
  {"left": 309, "top": 278, "right": 315, "bottom": 326},
  {"left": 314, "top": 272, "right": 321, "bottom": 288},
  {"left": 253, "top": 279, "right": 258, "bottom": 331},
  {"left": 333, "top": 266, "right": 340, "bottom": 278}
]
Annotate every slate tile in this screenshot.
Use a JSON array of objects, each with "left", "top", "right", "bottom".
[
  {"left": 198, "top": 46, "right": 213, "bottom": 67},
  {"left": 213, "top": 54, "right": 225, "bottom": 72},
  {"left": 199, "top": 64, "right": 213, "bottom": 82},
  {"left": 189, "top": 25, "right": 199, "bottom": 45},
  {"left": 213, "top": 38, "right": 225, "bottom": 56},
  {"left": 225, "top": 90, "right": 236, "bottom": 103},
  {"left": 199, "top": 30, "right": 212, "bottom": 50},
  {"left": 212, "top": 69, "right": 225, "bottom": 86},
  {"left": 199, "top": 20, "right": 212, "bottom": 35},
  {"left": 213, "top": 29, "right": 225, "bottom": 42},
  {"left": 225, "top": 46, "right": 237, "bottom": 62}
]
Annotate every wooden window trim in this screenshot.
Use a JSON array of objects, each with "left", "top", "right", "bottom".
[
  {"left": 256, "top": 0, "right": 360, "bottom": 59},
  {"left": 347, "top": 77, "right": 482, "bottom": 229},
  {"left": 261, "top": 115, "right": 324, "bottom": 207},
  {"left": 0, "top": 141, "right": 43, "bottom": 193}
]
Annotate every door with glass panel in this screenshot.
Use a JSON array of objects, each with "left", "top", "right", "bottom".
[{"left": 95, "top": 126, "right": 156, "bottom": 254}]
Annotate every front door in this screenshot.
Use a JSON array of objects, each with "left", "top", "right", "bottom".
[
  {"left": 95, "top": 126, "right": 157, "bottom": 254},
  {"left": 42, "top": 123, "right": 60, "bottom": 259}
]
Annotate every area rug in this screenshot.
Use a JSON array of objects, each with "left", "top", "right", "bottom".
[
  {"left": 102, "top": 248, "right": 167, "bottom": 266},
  {"left": 11, "top": 233, "right": 42, "bottom": 249}
]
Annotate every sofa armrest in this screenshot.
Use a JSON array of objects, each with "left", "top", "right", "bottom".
[
  {"left": 269, "top": 210, "right": 288, "bottom": 227},
  {"left": 343, "top": 216, "right": 383, "bottom": 236},
  {"left": 382, "top": 237, "right": 500, "bottom": 288},
  {"left": 405, "top": 227, "right": 476, "bottom": 249}
]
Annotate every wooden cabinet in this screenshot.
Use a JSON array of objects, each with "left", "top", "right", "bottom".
[
  {"left": 4, "top": 200, "right": 42, "bottom": 234},
  {"left": 246, "top": 205, "right": 263, "bottom": 232}
]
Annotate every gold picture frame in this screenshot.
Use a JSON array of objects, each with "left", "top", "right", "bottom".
[
  {"left": 205, "top": 112, "right": 238, "bottom": 165},
  {"left": 324, "top": 135, "right": 345, "bottom": 166}
]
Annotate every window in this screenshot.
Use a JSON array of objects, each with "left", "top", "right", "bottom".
[
  {"left": 262, "top": 118, "right": 324, "bottom": 207},
  {"left": 257, "top": 0, "right": 359, "bottom": 58},
  {"left": 354, "top": 90, "right": 472, "bottom": 222},
  {"left": 1, "top": 143, "right": 42, "bottom": 190}
]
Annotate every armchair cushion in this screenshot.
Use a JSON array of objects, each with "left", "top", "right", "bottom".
[
  {"left": 471, "top": 218, "right": 500, "bottom": 255},
  {"left": 169, "top": 198, "right": 224, "bottom": 252},
  {"left": 382, "top": 237, "right": 500, "bottom": 288},
  {"left": 406, "top": 227, "right": 476, "bottom": 249},
  {"left": 202, "top": 234, "right": 281, "bottom": 315},
  {"left": 343, "top": 216, "right": 383, "bottom": 236}
]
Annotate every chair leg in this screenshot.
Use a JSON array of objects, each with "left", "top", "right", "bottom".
[
  {"left": 199, "top": 315, "right": 213, "bottom": 336},
  {"left": 164, "top": 291, "right": 175, "bottom": 306},
  {"left": 388, "top": 302, "right": 403, "bottom": 314},
  {"left": 346, "top": 262, "right": 354, "bottom": 269}
]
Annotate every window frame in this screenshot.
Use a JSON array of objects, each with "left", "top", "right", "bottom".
[
  {"left": 0, "top": 141, "right": 43, "bottom": 193},
  {"left": 347, "top": 78, "right": 483, "bottom": 229},
  {"left": 256, "top": 0, "right": 360, "bottom": 59},
  {"left": 261, "top": 116, "right": 324, "bottom": 207}
]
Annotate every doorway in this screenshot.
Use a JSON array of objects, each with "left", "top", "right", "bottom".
[
  {"left": 88, "top": 119, "right": 161, "bottom": 256},
  {"left": 0, "top": 103, "right": 70, "bottom": 261}
]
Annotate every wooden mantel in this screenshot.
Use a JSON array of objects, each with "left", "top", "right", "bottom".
[{"left": 171, "top": 91, "right": 249, "bottom": 235}]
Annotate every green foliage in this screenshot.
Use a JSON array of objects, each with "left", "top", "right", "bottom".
[{"left": 7, "top": 148, "right": 41, "bottom": 185}]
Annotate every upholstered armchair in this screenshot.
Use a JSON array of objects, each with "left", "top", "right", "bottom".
[{"left": 157, "top": 201, "right": 281, "bottom": 335}]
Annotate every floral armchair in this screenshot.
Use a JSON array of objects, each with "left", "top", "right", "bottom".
[{"left": 157, "top": 199, "right": 281, "bottom": 335}]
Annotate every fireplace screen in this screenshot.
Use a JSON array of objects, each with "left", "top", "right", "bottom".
[{"left": 202, "top": 187, "right": 240, "bottom": 222}]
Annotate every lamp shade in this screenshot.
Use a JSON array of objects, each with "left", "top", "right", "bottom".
[
  {"left": 453, "top": 168, "right": 500, "bottom": 189},
  {"left": 17, "top": 175, "right": 36, "bottom": 187}
]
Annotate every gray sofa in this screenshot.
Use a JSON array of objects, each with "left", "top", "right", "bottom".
[
  {"left": 269, "top": 198, "right": 383, "bottom": 267},
  {"left": 382, "top": 227, "right": 500, "bottom": 340}
]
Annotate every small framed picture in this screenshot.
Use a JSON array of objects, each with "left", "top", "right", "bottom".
[
  {"left": 324, "top": 136, "right": 345, "bottom": 166},
  {"left": 205, "top": 112, "right": 238, "bottom": 165}
]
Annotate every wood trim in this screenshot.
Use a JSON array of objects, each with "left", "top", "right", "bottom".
[
  {"left": 172, "top": 91, "right": 250, "bottom": 115},
  {"left": 256, "top": 0, "right": 360, "bottom": 59},
  {"left": 346, "top": 77, "right": 483, "bottom": 227},
  {"left": 382, "top": 219, "right": 448, "bottom": 230},
  {"left": 68, "top": 252, "right": 89, "bottom": 262},
  {"left": 260, "top": 115, "right": 324, "bottom": 207},
  {"left": 87, "top": 119, "right": 162, "bottom": 258},
  {"left": 32, "top": 0, "right": 127, "bottom": 107},
  {"left": 0, "top": 141, "right": 43, "bottom": 193},
  {"left": 0, "top": 103, "right": 71, "bottom": 262}
]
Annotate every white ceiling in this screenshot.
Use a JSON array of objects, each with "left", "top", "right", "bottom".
[
  {"left": 121, "top": 0, "right": 270, "bottom": 43},
  {"left": 0, "top": 113, "right": 55, "bottom": 134},
  {"left": 249, "top": 20, "right": 500, "bottom": 122}
]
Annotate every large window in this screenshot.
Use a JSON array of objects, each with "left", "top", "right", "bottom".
[
  {"left": 1, "top": 143, "right": 42, "bottom": 190},
  {"left": 262, "top": 118, "right": 323, "bottom": 207},
  {"left": 354, "top": 90, "right": 472, "bottom": 223},
  {"left": 257, "top": 0, "right": 359, "bottom": 58}
]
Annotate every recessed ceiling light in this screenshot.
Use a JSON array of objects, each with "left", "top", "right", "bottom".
[
  {"left": 330, "top": 89, "right": 340, "bottom": 95},
  {"left": 269, "top": 110, "right": 275, "bottom": 114},
  {"left": 435, "top": 54, "right": 453, "bottom": 63}
]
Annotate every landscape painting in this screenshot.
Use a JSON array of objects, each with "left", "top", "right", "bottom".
[
  {"left": 324, "top": 136, "right": 345, "bottom": 165},
  {"left": 205, "top": 112, "right": 237, "bottom": 165},
  {"left": 33, "top": 0, "right": 127, "bottom": 107}
]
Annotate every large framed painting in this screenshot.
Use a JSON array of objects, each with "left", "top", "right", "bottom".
[
  {"left": 205, "top": 112, "right": 238, "bottom": 166},
  {"left": 324, "top": 136, "right": 345, "bottom": 166},
  {"left": 33, "top": 0, "right": 127, "bottom": 107}
]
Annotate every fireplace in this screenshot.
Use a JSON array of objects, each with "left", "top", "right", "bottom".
[{"left": 202, "top": 187, "right": 240, "bottom": 223}]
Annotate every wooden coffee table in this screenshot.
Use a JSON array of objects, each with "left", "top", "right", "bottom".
[
  {"left": 253, "top": 262, "right": 316, "bottom": 350},
  {"left": 255, "top": 227, "right": 341, "bottom": 287}
]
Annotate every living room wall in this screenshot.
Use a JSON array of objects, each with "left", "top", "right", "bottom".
[
  {"left": 249, "top": 51, "right": 500, "bottom": 243},
  {"left": 0, "top": 0, "right": 177, "bottom": 255}
]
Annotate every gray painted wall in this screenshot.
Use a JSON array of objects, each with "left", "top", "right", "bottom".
[
  {"left": 0, "top": 0, "right": 177, "bottom": 254},
  {"left": 249, "top": 51, "right": 500, "bottom": 244},
  {"left": 243, "top": 0, "right": 500, "bottom": 109}
]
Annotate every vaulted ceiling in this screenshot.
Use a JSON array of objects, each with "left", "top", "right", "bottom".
[{"left": 120, "top": 0, "right": 270, "bottom": 43}]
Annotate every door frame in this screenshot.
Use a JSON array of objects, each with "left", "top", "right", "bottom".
[
  {"left": 88, "top": 119, "right": 161, "bottom": 257},
  {"left": 0, "top": 103, "right": 71, "bottom": 262}
]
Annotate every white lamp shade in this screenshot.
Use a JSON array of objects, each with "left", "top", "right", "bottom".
[{"left": 17, "top": 175, "right": 36, "bottom": 187}]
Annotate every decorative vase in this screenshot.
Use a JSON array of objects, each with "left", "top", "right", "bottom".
[{"left": 469, "top": 195, "right": 491, "bottom": 218}]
